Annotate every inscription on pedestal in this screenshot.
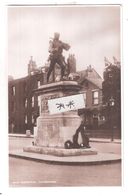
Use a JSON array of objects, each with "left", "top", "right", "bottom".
[
  {"left": 47, "top": 122, "right": 59, "bottom": 139},
  {"left": 41, "top": 94, "right": 60, "bottom": 113}
]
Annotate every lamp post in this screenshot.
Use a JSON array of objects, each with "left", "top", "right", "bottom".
[{"left": 109, "top": 97, "right": 115, "bottom": 141}]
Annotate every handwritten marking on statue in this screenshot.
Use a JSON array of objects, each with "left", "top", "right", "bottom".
[
  {"left": 66, "top": 100, "right": 75, "bottom": 109},
  {"left": 48, "top": 94, "right": 85, "bottom": 114},
  {"left": 56, "top": 100, "right": 75, "bottom": 110},
  {"left": 56, "top": 103, "right": 65, "bottom": 110}
]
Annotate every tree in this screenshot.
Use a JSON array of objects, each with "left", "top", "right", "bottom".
[{"left": 102, "top": 59, "right": 121, "bottom": 134}]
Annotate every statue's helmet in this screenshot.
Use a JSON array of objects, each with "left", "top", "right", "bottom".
[{"left": 54, "top": 32, "right": 60, "bottom": 39}]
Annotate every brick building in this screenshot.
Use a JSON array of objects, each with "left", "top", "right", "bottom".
[
  {"left": 77, "top": 65, "right": 103, "bottom": 129},
  {"left": 8, "top": 57, "right": 47, "bottom": 134}
]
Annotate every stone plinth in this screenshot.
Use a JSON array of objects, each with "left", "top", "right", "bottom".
[
  {"left": 23, "top": 146, "right": 98, "bottom": 157},
  {"left": 34, "top": 81, "right": 82, "bottom": 148}
]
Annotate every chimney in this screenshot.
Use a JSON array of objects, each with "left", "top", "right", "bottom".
[{"left": 28, "top": 56, "right": 37, "bottom": 75}]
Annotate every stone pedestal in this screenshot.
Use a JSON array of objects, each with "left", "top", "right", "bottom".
[
  {"left": 24, "top": 80, "right": 98, "bottom": 156},
  {"left": 35, "top": 81, "right": 81, "bottom": 148}
]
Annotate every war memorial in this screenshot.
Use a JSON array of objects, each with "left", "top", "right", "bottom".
[
  {"left": 16, "top": 33, "right": 120, "bottom": 165},
  {"left": 23, "top": 32, "right": 98, "bottom": 157}
]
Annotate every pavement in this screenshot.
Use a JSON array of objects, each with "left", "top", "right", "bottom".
[
  {"left": 9, "top": 133, "right": 121, "bottom": 144},
  {"left": 9, "top": 134, "right": 121, "bottom": 165}
]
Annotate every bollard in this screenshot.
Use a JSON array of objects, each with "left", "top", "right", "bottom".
[{"left": 26, "top": 130, "right": 31, "bottom": 137}]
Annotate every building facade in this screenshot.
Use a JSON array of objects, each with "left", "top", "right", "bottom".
[
  {"left": 8, "top": 57, "right": 48, "bottom": 134},
  {"left": 77, "top": 65, "right": 103, "bottom": 129}
]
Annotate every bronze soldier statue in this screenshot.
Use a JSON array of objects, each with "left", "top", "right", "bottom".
[{"left": 47, "top": 32, "right": 70, "bottom": 82}]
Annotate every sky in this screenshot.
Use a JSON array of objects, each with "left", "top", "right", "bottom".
[{"left": 8, "top": 5, "right": 120, "bottom": 79}]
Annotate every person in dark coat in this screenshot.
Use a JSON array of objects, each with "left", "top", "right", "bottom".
[{"left": 73, "top": 113, "right": 90, "bottom": 148}]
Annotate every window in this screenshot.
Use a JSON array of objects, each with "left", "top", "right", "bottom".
[
  {"left": 99, "top": 115, "right": 105, "bottom": 121},
  {"left": 32, "top": 96, "right": 34, "bottom": 107},
  {"left": 38, "top": 96, "right": 40, "bottom": 107},
  {"left": 25, "top": 99, "right": 27, "bottom": 108},
  {"left": 12, "top": 86, "right": 15, "bottom": 95},
  {"left": 32, "top": 115, "right": 34, "bottom": 124},
  {"left": 92, "top": 91, "right": 99, "bottom": 105},
  {"left": 38, "top": 81, "right": 41, "bottom": 88},
  {"left": 108, "top": 73, "right": 113, "bottom": 78},
  {"left": 25, "top": 115, "right": 27, "bottom": 124},
  {"left": 101, "top": 116, "right": 105, "bottom": 121},
  {"left": 93, "top": 114, "right": 98, "bottom": 118}
]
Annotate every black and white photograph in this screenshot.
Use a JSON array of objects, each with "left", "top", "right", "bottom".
[{"left": 7, "top": 4, "right": 122, "bottom": 188}]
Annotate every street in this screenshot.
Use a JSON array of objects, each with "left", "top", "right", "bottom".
[
  {"left": 9, "top": 136, "right": 121, "bottom": 154},
  {"left": 9, "top": 157, "right": 121, "bottom": 187},
  {"left": 9, "top": 136, "right": 121, "bottom": 187}
]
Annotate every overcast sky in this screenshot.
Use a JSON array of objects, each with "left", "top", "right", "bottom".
[{"left": 8, "top": 5, "right": 120, "bottom": 79}]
